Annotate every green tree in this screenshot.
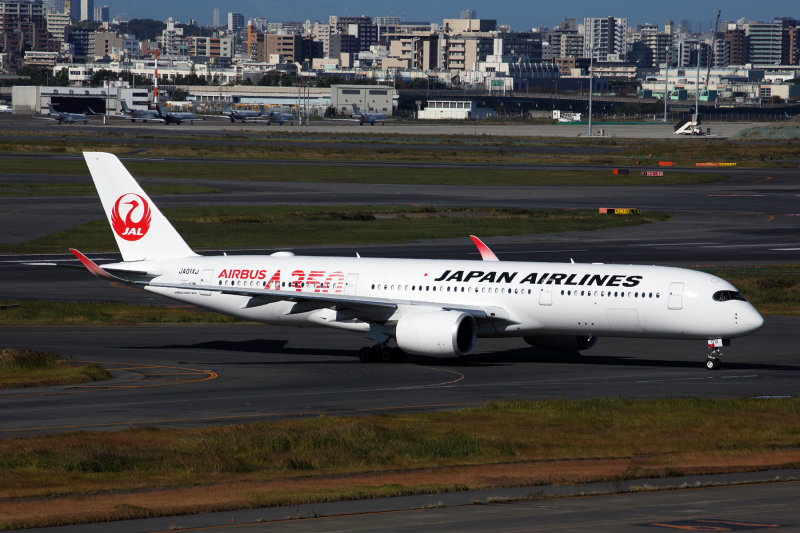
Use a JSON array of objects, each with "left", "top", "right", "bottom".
[
  {"left": 51, "top": 68, "right": 69, "bottom": 86},
  {"left": 15, "top": 65, "right": 50, "bottom": 85},
  {"left": 91, "top": 69, "right": 117, "bottom": 86}
]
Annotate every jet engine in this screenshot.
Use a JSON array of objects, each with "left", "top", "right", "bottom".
[
  {"left": 524, "top": 334, "right": 597, "bottom": 351},
  {"left": 395, "top": 311, "right": 477, "bottom": 357}
]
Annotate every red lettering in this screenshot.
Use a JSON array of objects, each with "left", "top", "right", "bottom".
[
  {"left": 266, "top": 270, "right": 281, "bottom": 290},
  {"left": 291, "top": 270, "right": 305, "bottom": 291},
  {"left": 218, "top": 269, "right": 227, "bottom": 278},
  {"left": 306, "top": 271, "right": 325, "bottom": 292},
  {"left": 324, "top": 271, "right": 345, "bottom": 293}
]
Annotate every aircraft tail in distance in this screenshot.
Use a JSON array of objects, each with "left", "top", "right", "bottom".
[{"left": 82, "top": 152, "right": 196, "bottom": 261}]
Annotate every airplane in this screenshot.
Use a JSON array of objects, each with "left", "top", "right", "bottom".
[
  {"left": 155, "top": 102, "right": 197, "bottom": 125},
  {"left": 258, "top": 105, "right": 295, "bottom": 125},
  {"left": 45, "top": 103, "right": 89, "bottom": 124},
  {"left": 120, "top": 100, "right": 164, "bottom": 123},
  {"left": 221, "top": 103, "right": 261, "bottom": 123},
  {"left": 351, "top": 103, "right": 387, "bottom": 125},
  {"left": 72, "top": 152, "right": 764, "bottom": 370}
]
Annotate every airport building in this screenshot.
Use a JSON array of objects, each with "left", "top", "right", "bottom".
[
  {"left": 330, "top": 84, "right": 393, "bottom": 116},
  {"left": 417, "top": 99, "right": 496, "bottom": 119}
]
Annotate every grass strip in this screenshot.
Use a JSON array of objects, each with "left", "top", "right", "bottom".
[
  {"left": 1, "top": 133, "right": 799, "bottom": 167},
  {"left": 702, "top": 265, "right": 800, "bottom": 315},
  {"left": 0, "top": 206, "right": 671, "bottom": 254},
  {"left": 0, "top": 182, "right": 220, "bottom": 197},
  {"left": 0, "top": 348, "right": 110, "bottom": 388},
  {"left": 0, "top": 157, "right": 724, "bottom": 185},
  {"left": 0, "top": 398, "right": 798, "bottom": 528},
  {"left": 0, "top": 301, "right": 238, "bottom": 326}
]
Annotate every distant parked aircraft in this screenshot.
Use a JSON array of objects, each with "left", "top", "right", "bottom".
[
  {"left": 155, "top": 102, "right": 197, "bottom": 125},
  {"left": 120, "top": 100, "right": 164, "bottom": 123},
  {"left": 221, "top": 103, "right": 262, "bottom": 122},
  {"left": 351, "top": 103, "right": 387, "bottom": 125},
  {"left": 44, "top": 104, "right": 89, "bottom": 124}
]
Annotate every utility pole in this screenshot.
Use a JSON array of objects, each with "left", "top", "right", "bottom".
[
  {"left": 664, "top": 46, "right": 670, "bottom": 122},
  {"left": 587, "top": 48, "right": 593, "bottom": 136}
]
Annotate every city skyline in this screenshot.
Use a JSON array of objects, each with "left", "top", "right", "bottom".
[{"left": 113, "top": 0, "right": 798, "bottom": 31}]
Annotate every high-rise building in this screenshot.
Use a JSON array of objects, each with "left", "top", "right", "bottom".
[
  {"left": 460, "top": 9, "right": 476, "bottom": 20},
  {"left": 724, "top": 28, "right": 748, "bottom": 65},
  {"left": 641, "top": 32, "right": 672, "bottom": 67},
  {"left": 188, "top": 34, "right": 233, "bottom": 57},
  {"left": 212, "top": 8, "right": 219, "bottom": 28},
  {"left": 336, "top": 16, "right": 377, "bottom": 52},
  {"left": 42, "top": 0, "right": 65, "bottom": 14},
  {"left": 79, "top": 0, "right": 92, "bottom": 22},
  {"left": 46, "top": 9, "right": 71, "bottom": 42},
  {"left": 746, "top": 22, "right": 784, "bottom": 64},
  {"left": 265, "top": 32, "right": 301, "bottom": 62},
  {"left": 93, "top": 4, "right": 107, "bottom": 22},
  {"left": 582, "top": 16, "right": 628, "bottom": 61},
  {"left": 543, "top": 18, "right": 577, "bottom": 59},
  {"left": 0, "top": 0, "right": 59, "bottom": 70},
  {"left": 227, "top": 12, "right": 243, "bottom": 33}
]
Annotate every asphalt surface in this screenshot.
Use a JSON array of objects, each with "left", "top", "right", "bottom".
[
  {"left": 0, "top": 112, "right": 773, "bottom": 138},
  {"left": 1, "top": 122, "right": 799, "bottom": 532},
  {"left": 0, "top": 315, "right": 797, "bottom": 436},
  {"left": 16, "top": 474, "right": 800, "bottom": 533}
]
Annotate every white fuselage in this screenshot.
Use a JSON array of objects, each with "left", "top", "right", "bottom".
[{"left": 112, "top": 254, "right": 764, "bottom": 342}]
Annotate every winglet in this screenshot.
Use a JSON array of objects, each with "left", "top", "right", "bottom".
[
  {"left": 469, "top": 235, "right": 499, "bottom": 261},
  {"left": 70, "top": 249, "right": 121, "bottom": 281}
]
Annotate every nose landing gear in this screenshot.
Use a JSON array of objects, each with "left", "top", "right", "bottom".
[
  {"left": 706, "top": 349, "right": 722, "bottom": 370},
  {"left": 706, "top": 338, "right": 729, "bottom": 370}
]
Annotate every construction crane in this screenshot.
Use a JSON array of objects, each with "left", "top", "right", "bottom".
[{"left": 705, "top": 10, "right": 721, "bottom": 94}]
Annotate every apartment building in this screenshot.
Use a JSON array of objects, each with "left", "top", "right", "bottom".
[{"left": 583, "top": 16, "right": 628, "bottom": 61}]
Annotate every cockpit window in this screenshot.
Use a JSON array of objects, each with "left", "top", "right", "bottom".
[{"left": 712, "top": 290, "right": 747, "bottom": 302}]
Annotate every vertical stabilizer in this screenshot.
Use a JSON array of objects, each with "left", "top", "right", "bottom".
[{"left": 83, "top": 152, "right": 196, "bottom": 261}]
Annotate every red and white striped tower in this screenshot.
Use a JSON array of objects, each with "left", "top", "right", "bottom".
[{"left": 154, "top": 49, "right": 159, "bottom": 102}]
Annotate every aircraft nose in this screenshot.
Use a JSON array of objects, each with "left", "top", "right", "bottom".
[{"left": 743, "top": 306, "right": 765, "bottom": 334}]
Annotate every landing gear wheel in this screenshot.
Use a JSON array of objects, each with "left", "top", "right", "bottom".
[
  {"left": 358, "top": 347, "right": 374, "bottom": 363},
  {"left": 706, "top": 356, "right": 721, "bottom": 370},
  {"left": 391, "top": 347, "right": 405, "bottom": 363},
  {"left": 379, "top": 348, "right": 393, "bottom": 363}
]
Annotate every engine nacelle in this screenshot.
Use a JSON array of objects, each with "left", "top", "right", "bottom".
[
  {"left": 395, "top": 311, "right": 477, "bottom": 358},
  {"left": 524, "top": 334, "right": 598, "bottom": 351}
]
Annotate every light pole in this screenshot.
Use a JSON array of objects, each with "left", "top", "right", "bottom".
[
  {"left": 587, "top": 48, "right": 594, "bottom": 136},
  {"left": 663, "top": 46, "right": 670, "bottom": 122}
]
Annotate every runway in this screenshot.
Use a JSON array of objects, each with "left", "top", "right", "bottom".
[
  {"left": 0, "top": 112, "right": 772, "bottom": 138},
  {"left": 1, "top": 316, "right": 797, "bottom": 436}
]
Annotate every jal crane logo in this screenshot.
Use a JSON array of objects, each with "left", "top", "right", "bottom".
[{"left": 111, "top": 193, "right": 151, "bottom": 241}]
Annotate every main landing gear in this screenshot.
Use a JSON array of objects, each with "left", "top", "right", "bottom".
[{"left": 358, "top": 343, "right": 405, "bottom": 363}]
